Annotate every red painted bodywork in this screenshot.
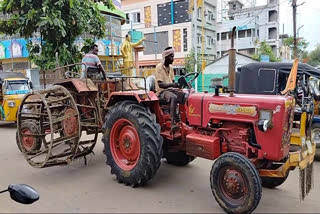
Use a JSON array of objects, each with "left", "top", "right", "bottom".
[
  {"left": 62, "top": 77, "right": 294, "bottom": 163},
  {"left": 186, "top": 133, "right": 220, "bottom": 159},
  {"left": 186, "top": 93, "right": 294, "bottom": 161}
]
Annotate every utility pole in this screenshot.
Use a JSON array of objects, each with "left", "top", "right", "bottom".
[
  {"left": 292, "top": 0, "right": 297, "bottom": 59},
  {"left": 193, "top": 0, "right": 198, "bottom": 92}
]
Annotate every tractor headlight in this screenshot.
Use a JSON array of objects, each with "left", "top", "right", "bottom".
[
  {"left": 258, "top": 110, "right": 273, "bottom": 132},
  {"left": 8, "top": 101, "right": 16, "bottom": 108}
]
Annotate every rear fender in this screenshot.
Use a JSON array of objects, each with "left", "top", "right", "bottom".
[
  {"left": 105, "top": 91, "right": 159, "bottom": 107},
  {"left": 54, "top": 78, "right": 98, "bottom": 93}
]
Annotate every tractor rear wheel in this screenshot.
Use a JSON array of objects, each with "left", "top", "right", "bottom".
[
  {"left": 102, "top": 101, "right": 163, "bottom": 187},
  {"left": 16, "top": 120, "right": 41, "bottom": 154},
  {"left": 210, "top": 152, "right": 262, "bottom": 214},
  {"left": 261, "top": 172, "right": 289, "bottom": 189},
  {"left": 164, "top": 151, "right": 195, "bottom": 166}
]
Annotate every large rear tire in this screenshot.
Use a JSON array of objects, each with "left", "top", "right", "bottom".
[
  {"left": 210, "top": 152, "right": 262, "bottom": 214},
  {"left": 164, "top": 151, "right": 195, "bottom": 166},
  {"left": 102, "top": 101, "right": 163, "bottom": 186}
]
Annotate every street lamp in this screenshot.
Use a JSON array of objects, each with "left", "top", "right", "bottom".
[{"left": 297, "top": 25, "right": 304, "bottom": 38}]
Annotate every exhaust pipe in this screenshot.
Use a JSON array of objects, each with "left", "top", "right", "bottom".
[{"left": 228, "top": 26, "right": 236, "bottom": 97}]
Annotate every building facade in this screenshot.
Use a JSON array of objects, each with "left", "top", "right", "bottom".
[
  {"left": 216, "top": 0, "right": 280, "bottom": 58},
  {"left": 0, "top": 1, "right": 125, "bottom": 80},
  {"left": 121, "top": 0, "right": 218, "bottom": 72}
]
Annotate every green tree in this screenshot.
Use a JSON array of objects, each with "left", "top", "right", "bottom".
[
  {"left": 0, "top": 0, "right": 107, "bottom": 70},
  {"left": 307, "top": 44, "right": 320, "bottom": 67},
  {"left": 184, "top": 49, "right": 202, "bottom": 73},
  {"left": 253, "top": 41, "right": 280, "bottom": 62},
  {"left": 283, "top": 36, "right": 309, "bottom": 59},
  {"left": 96, "top": 0, "right": 115, "bottom": 10}
]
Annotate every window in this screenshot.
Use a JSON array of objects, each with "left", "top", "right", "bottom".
[
  {"left": 268, "top": 10, "right": 277, "bottom": 22},
  {"left": 126, "top": 13, "right": 130, "bottom": 24},
  {"left": 258, "top": 69, "right": 276, "bottom": 92},
  {"left": 197, "top": 7, "right": 202, "bottom": 19},
  {"left": 183, "top": 28, "right": 188, "bottom": 52},
  {"left": 197, "top": 33, "right": 202, "bottom": 44},
  {"left": 247, "top": 29, "right": 252, "bottom": 37},
  {"left": 207, "top": 36, "right": 215, "bottom": 47},
  {"left": 221, "top": 32, "right": 227, "bottom": 40},
  {"left": 207, "top": 11, "right": 215, "bottom": 23},
  {"left": 207, "top": 36, "right": 211, "bottom": 47},
  {"left": 217, "top": 33, "right": 220, "bottom": 41},
  {"left": 238, "top": 30, "right": 246, "bottom": 38},
  {"left": 132, "top": 12, "right": 141, "bottom": 23},
  {"left": 268, "top": 27, "right": 277, "bottom": 40}
]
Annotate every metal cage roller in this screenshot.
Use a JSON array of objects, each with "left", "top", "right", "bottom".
[{"left": 17, "top": 85, "right": 81, "bottom": 168}]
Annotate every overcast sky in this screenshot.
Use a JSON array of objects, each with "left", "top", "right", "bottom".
[{"left": 258, "top": 0, "right": 320, "bottom": 51}]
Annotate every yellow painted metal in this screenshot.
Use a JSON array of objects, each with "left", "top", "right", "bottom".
[
  {"left": 259, "top": 143, "right": 315, "bottom": 177},
  {"left": 259, "top": 143, "right": 316, "bottom": 177},
  {"left": 259, "top": 160, "right": 291, "bottom": 178},
  {"left": 0, "top": 77, "right": 29, "bottom": 122},
  {"left": 290, "top": 112, "right": 307, "bottom": 146},
  {"left": 260, "top": 110, "right": 315, "bottom": 178},
  {"left": 99, "top": 55, "right": 124, "bottom": 73},
  {"left": 2, "top": 94, "right": 23, "bottom": 121}
]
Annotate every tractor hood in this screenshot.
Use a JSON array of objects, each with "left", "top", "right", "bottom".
[
  {"left": 186, "top": 92, "right": 294, "bottom": 161},
  {"left": 187, "top": 93, "right": 293, "bottom": 126}
]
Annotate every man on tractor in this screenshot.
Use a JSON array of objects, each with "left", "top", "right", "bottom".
[
  {"left": 154, "top": 47, "right": 186, "bottom": 132},
  {"left": 81, "top": 44, "right": 106, "bottom": 80}
]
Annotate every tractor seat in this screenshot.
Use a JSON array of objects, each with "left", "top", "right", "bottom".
[
  {"left": 146, "top": 75, "right": 156, "bottom": 92},
  {"left": 146, "top": 75, "right": 168, "bottom": 105}
]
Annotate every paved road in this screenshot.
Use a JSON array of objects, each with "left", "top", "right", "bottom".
[{"left": 0, "top": 122, "right": 319, "bottom": 213}]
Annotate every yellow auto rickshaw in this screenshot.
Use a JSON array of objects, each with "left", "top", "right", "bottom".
[{"left": 0, "top": 72, "right": 32, "bottom": 122}]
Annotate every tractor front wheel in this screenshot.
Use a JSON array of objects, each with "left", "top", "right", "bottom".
[
  {"left": 164, "top": 151, "right": 195, "bottom": 166},
  {"left": 210, "top": 152, "right": 262, "bottom": 214},
  {"left": 102, "top": 101, "right": 163, "bottom": 187}
]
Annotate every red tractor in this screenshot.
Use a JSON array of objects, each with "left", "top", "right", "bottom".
[{"left": 16, "top": 29, "right": 315, "bottom": 214}]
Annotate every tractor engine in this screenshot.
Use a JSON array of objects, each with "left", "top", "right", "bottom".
[
  {"left": 185, "top": 92, "right": 294, "bottom": 162},
  {"left": 220, "top": 122, "right": 251, "bottom": 155}
]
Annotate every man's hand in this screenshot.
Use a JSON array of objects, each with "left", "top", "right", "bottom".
[{"left": 158, "top": 81, "right": 179, "bottom": 89}]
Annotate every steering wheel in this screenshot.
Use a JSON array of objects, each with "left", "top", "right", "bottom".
[
  {"left": 178, "top": 72, "right": 200, "bottom": 89},
  {"left": 65, "top": 71, "right": 81, "bottom": 79},
  {"left": 185, "top": 72, "right": 200, "bottom": 85}
]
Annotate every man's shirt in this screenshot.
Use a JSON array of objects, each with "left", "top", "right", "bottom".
[
  {"left": 154, "top": 63, "right": 174, "bottom": 96},
  {"left": 81, "top": 53, "right": 102, "bottom": 78}
]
